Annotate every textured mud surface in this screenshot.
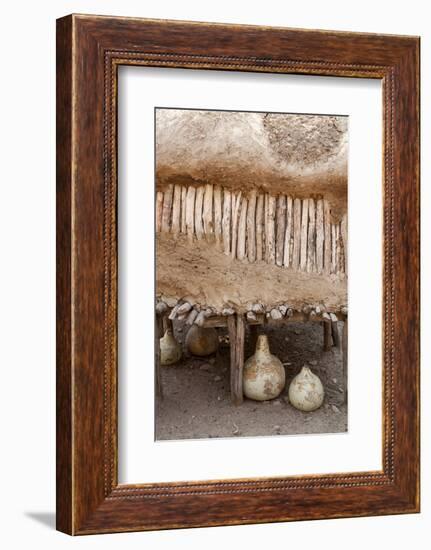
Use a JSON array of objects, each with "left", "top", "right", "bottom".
[
  {"left": 156, "top": 233, "right": 347, "bottom": 312},
  {"left": 156, "top": 109, "right": 348, "bottom": 220},
  {"left": 156, "top": 321, "right": 347, "bottom": 440}
]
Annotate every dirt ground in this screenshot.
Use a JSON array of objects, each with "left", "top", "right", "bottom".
[{"left": 155, "top": 320, "right": 347, "bottom": 441}]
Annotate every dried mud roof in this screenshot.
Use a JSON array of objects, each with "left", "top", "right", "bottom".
[{"left": 156, "top": 109, "right": 348, "bottom": 217}]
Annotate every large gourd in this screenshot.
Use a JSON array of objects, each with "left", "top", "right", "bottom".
[
  {"left": 160, "top": 328, "right": 182, "bottom": 365},
  {"left": 185, "top": 325, "right": 219, "bottom": 357},
  {"left": 243, "top": 335, "right": 285, "bottom": 401},
  {"left": 288, "top": 366, "right": 324, "bottom": 411}
]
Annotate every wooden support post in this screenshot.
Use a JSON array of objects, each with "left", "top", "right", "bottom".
[
  {"left": 331, "top": 320, "right": 340, "bottom": 348},
  {"left": 155, "top": 315, "right": 164, "bottom": 400},
  {"left": 342, "top": 318, "right": 348, "bottom": 404},
  {"left": 227, "top": 315, "right": 237, "bottom": 403},
  {"left": 233, "top": 314, "right": 245, "bottom": 405},
  {"left": 323, "top": 321, "right": 332, "bottom": 351},
  {"left": 162, "top": 316, "right": 172, "bottom": 333}
]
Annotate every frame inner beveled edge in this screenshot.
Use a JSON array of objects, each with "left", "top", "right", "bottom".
[{"left": 103, "top": 51, "right": 395, "bottom": 498}]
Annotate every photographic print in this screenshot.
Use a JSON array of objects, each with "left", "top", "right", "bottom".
[{"left": 155, "top": 107, "right": 348, "bottom": 441}]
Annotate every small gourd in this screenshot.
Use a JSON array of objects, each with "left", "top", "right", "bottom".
[
  {"left": 160, "top": 329, "right": 182, "bottom": 365},
  {"left": 185, "top": 325, "right": 219, "bottom": 357},
  {"left": 288, "top": 366, "right": 324, "bottom": 411},
  {"left": 243, "top": 335, "right": 285, "bottom": 401}
]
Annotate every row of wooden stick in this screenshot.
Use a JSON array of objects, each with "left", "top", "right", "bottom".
[{"left": 156, "top": 183, "right": 347, "bottom": 275}]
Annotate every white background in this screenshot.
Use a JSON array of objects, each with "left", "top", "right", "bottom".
[
  {"left": 0, "top": 1, "right": 427, "bottom": 549},
  {"left": 119, "top": 68, "right": 382, "bottom": 483}
]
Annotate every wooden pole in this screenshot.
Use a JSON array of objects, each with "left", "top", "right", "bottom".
[
  {"left": 331, "top": 315, "right": 340, "bottom": 348},
  {"left": 247, "top": 190, "right": 257, "bottom": 262},
  {"left": 233, "top": 314, "right": 245, "bottom": 405},
  {"left": 203, "top": 183, "right": 214, "bottom": 240},
  {"left": 307, "top": 198, "right": 316, "bottom": 272},
  {"left": 335, "top": 223, "right": 341, "bottom": 274},
  {"left": 180, "top": 186, "right": 187, "bottom": 234},
  {"left": 323, "top": 199, "right": 331, "bottom": 275},
  {"left": 266, "top": 194, "right": 276, "bottom": 264},
  {"left": 292, "top": 198, "right": 301, "bottom": 270},
  {"left": 171, "top": 184, "right": 182, "bottom": 236},
  {"left": 194, "top": 185, "right": 204, "bottom": 240},
  {"left": 237, "top": 197, "right": 248, "bottom": 260},
  {"left": 341, "top": 213, "right": 348, "bottom": 273},
  {"left": 185, "top": 186, "right": 196, "bottom": 242},
  {"left": 156, "top": 191, "right": 163, "bottom": 233},
  {"left": 342, "top": 318, "right": 348, "bottom": 404},
  {"left": 316, "top": 198, "right": 324, "bottom": 273},
  {"left": 283, "top": 196, "right": 293, "bottom": 268},
  {"left": 276, "top": 195, "right": 287, "bottom": 266},
  {"left": 331, "top": 224, "right": 337, "bottom": 274},
  {"left": 227, "top": 315, "right": 237, "bottom": 404},
  {"left": 256, "top": 193, "right": 264, "bottom": 262},
  {"left": 323, "top": 321, "right": 332, "bottom": 351},
  {"left": 231, "top": 191, "right": 242, "bottom": 260},
  {"left": 155, "top": 315, "right": 164, "bottom": 400},
  {"left": 300, "top": 198, "right": 309, "bottom": 271},
  {"left": 222, "top": 189, "right": 231, "bottom": 255},
  {"left": 162, "top": 316, "right": 172, "bottom": 333},
  {"left": 214, "top": 184, "right": 222, "bottom": 248},
  {"left": 161, "top": 183, "right": 173, "bottom": 233}
]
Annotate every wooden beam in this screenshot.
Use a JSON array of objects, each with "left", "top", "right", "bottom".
[
  {"left": 323, "top": 321, "right": 332, "bottom": 351},
  {"left": 342, "top": 318, "right": 348, "bottom": 404},
  {"left": 331, "top": 320, "right": 340, "bottom": 348},
  {"left": 155, "top": 315, "right": 164, "bottom": 400},
  {"left": 233, "top": 314, "right": 245, "bottom": 405},
  {"left": 227, "top": 315, "right": 237, "bottom": 404}
]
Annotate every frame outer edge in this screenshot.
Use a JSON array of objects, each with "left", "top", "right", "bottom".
[
  {"left": 57, "top": 14, "right": 421, "bottom": 534},
  {"left": 56, "top": 14, "right": 74, "bottom": 535}
]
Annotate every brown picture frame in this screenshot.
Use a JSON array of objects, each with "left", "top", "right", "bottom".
[{"left": 56, "top": 14, "right": 420, "bottom": 535}]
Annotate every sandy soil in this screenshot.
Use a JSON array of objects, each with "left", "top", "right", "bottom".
[
  {"left": 157, "top": 233, "right": 347, "bottom": 313},
  {"left": 156, "top": 320, "right": 347, "bottom": 441}
]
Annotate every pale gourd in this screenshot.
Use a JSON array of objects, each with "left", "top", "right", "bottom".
[
  {"left": 160, "top": 329, "right": 182, "bottom": 366},
  {"left": 243, "top": 335, "right": 285, "bottom": 401},
  {"left": 185, "top": 325, "right": 219, "bottom": 357},
  {"left": 288, "top": 366, "right": 324, "bottom": 411}
]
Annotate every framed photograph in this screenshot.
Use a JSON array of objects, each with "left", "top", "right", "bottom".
[{"left": 56, "top": 14, "right": 420, "bottom": 534}]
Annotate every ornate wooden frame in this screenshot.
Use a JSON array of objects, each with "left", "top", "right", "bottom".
[{"left": 56, "top": 14, "right": 420, "bottom": 534}]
